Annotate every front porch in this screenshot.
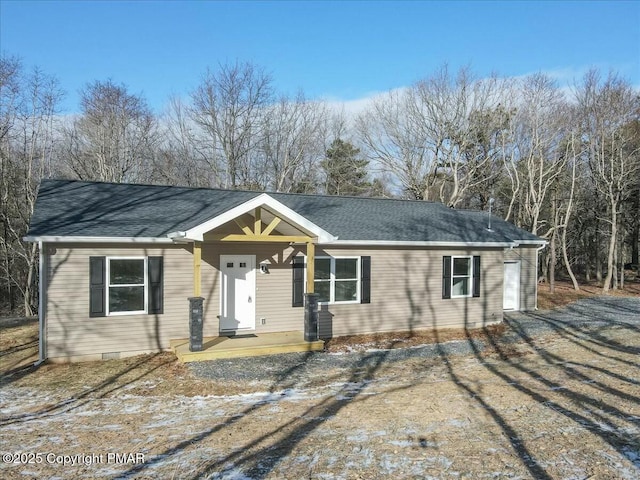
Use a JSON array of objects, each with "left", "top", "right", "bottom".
[{"left": 170, "top": 331, "right": 325, "bottom": 363}]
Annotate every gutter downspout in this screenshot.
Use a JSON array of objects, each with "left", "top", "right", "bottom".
[
  {"left": 34, "top": 240, "right": 46, "bottom": 366},
  {"left": 535, "top": 243, "right": 547, "bottom": 311}
]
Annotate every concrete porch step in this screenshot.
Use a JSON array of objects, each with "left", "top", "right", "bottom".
[{"left": 170, "top": 331, "right": 324, "bottom": 362}]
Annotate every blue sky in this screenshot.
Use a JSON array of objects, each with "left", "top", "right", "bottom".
[{"left": 1, "top": 0, "right": 639, "bottom": 113}]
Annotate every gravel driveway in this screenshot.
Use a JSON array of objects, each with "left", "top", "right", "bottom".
[{"left": 189, "top": 296, "right": 640, "bottom": 384}]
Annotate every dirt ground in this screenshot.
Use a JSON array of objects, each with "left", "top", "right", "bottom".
[{"left": 1, "top": 289, "right": 639, "bottom": 479}]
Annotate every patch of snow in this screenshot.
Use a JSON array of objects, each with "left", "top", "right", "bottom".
[
  {"left": 98, "top": 424, "right": 122, "bottom": 431},
  {"left": 388, "top": 439, "right": 413, "bottom": 447},
  {"left": 121, "top": 403, "right": 142, "bottom": 414},
  {"left": 208, "top": 466, "right": 254, "bottom": 480},
  {"left": 142, "top": 418, "right": 179, "bottom": 429},
  {"left": 448, "top": 418, "right": 471, "bottom": 428},
  {"left": 19, "top": 470, "right": 39, "bottom": 477},
  {"left": 75, "top": 410, "right": 102, "bottom": 417},
  {"left": 346, "top": 430, "right": 369, "bottom": 442}
]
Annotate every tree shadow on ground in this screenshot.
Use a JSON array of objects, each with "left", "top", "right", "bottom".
[
  {"left": 429, "top": 293, "right": 554, "bottom": 479},
  {"left": 0, "top": 352, "right": 174, "bottom": 427},
  {"left": 118, "top": 341, "right": 418, "bottom": 479},
  {"left": 474, "top": 302, "right": 638, "bottom": 474},
  {"left": 429, "top": 296, "right": 640, "bottom": 478}
]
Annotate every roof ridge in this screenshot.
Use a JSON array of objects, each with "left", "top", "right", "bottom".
[{"left": 41, "top": 178, "right": 444, "bottom": 206}]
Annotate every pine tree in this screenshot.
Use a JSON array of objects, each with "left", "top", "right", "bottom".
[{"left": 321, "top": 138, "right": 370, "bottom": 196}]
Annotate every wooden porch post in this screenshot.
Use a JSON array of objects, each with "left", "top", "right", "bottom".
[
  {"left": 193, "top": 241, "right": 202, "bottom": 297},
  {"left": 306, "top": 241, "right": 315, "bottom": 293},
  {"left": 254, "top": 207, "right": 262, "bottom": 235}
]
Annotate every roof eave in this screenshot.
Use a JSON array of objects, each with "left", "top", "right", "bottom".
[
  {"left": 325, "top": 240, "right": 517, "bottom": 248},
  {"left": 23, "top": 235, "right": 175, "bottom": 244},
  {"left": 512, "top": 239, "right": 548, "bottom": 246}
]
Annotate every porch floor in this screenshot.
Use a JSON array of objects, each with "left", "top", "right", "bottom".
[{"left": 170, "top": 331, "right": 325, "bottom": 363}]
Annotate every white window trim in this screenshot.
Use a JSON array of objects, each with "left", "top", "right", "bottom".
[
  {"left": 312, "top": 256, "right": 361, "bottom": 305},
  {"left": 106, "top": 256, "right": 148, "bottom": 316},
  {"left": 451, "top": 255, "right": 473, "bottom": 299}
]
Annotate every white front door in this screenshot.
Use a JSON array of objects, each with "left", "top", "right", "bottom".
[
  {"left": 220, "top": 255, "right": 256, "bottom": 332},
  {"left": 503, "top": 261, "right": 520, "bottom": 311}
]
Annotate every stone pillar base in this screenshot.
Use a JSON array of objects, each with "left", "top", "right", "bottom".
[
  {"left": 188, "top": 297, "right": 204, "bottom": 352},
  {"left": 304, "top": 293, "right": 319, "bottom": 341}
]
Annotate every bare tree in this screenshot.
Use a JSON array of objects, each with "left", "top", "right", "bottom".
[
  {"left": 63, "top": 80, "right": 157, "bottom": 183},
  {"left": 357, "top": 87, "right": 436, "bottom": 199},
  {"left": 511, "top": 74, "right": 569, "bottom": 235},
  {"left": 576, "top": 70, "right": 640, "bottom": 292},
  {"left": 357, "top": 66, "right": 510, "bottom": 204},
  {"left": 190, "top": 61, "right": 273, "bottom": 189},
  {"left": 0, "top": 57, "right": 63, "bottom": 314},
  {"left": 414, "top": 67, "right": 511, "bottom": 207},
  {"left": 558, "top": 132, "right": 581, "bottom": 290},
  {"left": 155, "top": 96, "right": 211, "bottom": 187},
  {"left": 258, "top": 93, "right": 327, "bottom": 192}
]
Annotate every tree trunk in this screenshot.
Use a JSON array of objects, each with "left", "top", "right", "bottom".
[
  {"left": 620, "top": 244, "right": 625, "bottom": 290},
  {"left": 595, "top": 218, "right": 603, "bottom": 282},
  {"left": 633, "top": 196, "right": 639, "bottom": 267},
  {"left": 602, "top": 204, "right": 617, "bottom": 293},
  {"left": 549, "top": 227, "right": 556, "bottom": 294},
  {"left": 561, "top": 225, "right": 580, "bottom": 290},
  {"left": 23, "top": 243, "right": 38, "bottom": 316},
  {"left": 612, "top": 237, "right": 618, "bottom": 290},
  {"left": 585, "top": 236, "right": 592, "bottom": 281}
]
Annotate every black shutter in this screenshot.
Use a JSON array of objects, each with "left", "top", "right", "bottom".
[
  {"left": 472, "top": 255, "right": 481, "bottom": 298},
  {"left": 89, "top": 256, "right": 106, "bottom": 317},
  {"left": 360, "top": 256, "right": 371, "bottom": 304},
  {"left": 292, "top": 256, "right": 305, "bottom": 307},
  {"left": 442, "top": 256, "right": 452, "bottom": 299},
  {"left": 148, "top": 256, "right": 164, "bottom": 314}
]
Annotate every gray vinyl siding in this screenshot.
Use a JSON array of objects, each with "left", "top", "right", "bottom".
[
  {"left": 504, "top": 246, "right": 539, "bottom": 311},
  {"left": 315, "top": 247, "right": 505, "bottom": 338},
  {"left": 44, "top": 242, "right": 516, "bottom": 360},
  {"left": 46, "top": 243, "right": 194, "bottom": 360}
]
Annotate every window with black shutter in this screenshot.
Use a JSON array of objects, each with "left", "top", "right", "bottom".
[
  {"left": 443, "top": 255, "right": 480, "bottom": 299},
  {"left": 90, "top": 255, "right": 164, "bottom": 316},
  {"left": 292, "top": 256, "right": 370, "bottom": 305}
]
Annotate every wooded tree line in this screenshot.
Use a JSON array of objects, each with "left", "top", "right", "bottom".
[{"left": 1, "top": 55, "right": 639, "bottom": 314}]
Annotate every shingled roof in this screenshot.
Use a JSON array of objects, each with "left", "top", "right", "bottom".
[{"left": 26, "top": 179, "right": 543, "bottom": 245}]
